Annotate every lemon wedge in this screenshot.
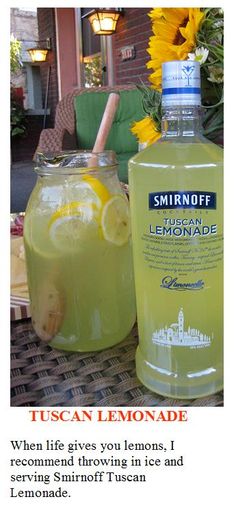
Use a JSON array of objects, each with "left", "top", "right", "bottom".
[{"left": 101, "top": 195, "right": 131, "bottom": 246}]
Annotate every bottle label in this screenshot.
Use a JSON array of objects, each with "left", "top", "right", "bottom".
[
  {"left": 152, "top": 306, "right": 212, "bottom": 349},
  {"left": 132, "top": 179, "right": 223, "bottom": 356},
  {"left": 141, "top": 190, "right": 223, "bottom": 294},
  {"left": 162, "top": 61, "right": 201, "bottom": 106},
  {"left": 148, "top": 190, "right": 218, "bottom": 240},
  {"left": 149, "top": 191, "right": 216, "bottom": 210}
]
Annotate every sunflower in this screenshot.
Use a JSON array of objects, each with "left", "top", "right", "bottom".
[
  {"left": 147, "top": 8, "right": 205, "bottom": 89},
  {"left": 131, "top": 116, "right": 161, "bottom": 146},
  {"left": 131, "top": 8, "right": 223, "bottom": 147}
]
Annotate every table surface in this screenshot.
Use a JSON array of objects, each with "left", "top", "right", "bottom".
[{"left": 11, "top": 320, "right": 223, "bottom": 407}]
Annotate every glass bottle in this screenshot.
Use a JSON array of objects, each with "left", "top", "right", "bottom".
[
  {"left": 128, "top": 61, "right": 223, "bottom": 398},
  {"left": 24, "top": 151, "right": 136, "bottom": 351}
]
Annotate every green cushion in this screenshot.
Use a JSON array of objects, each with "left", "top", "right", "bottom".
[{"left": 74, "top": 89, "right": 144, "bottom": 182}]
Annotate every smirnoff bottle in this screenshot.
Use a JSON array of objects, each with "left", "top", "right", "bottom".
[{"left": 128, "top": 61, "right": 223, "bottom": 398}]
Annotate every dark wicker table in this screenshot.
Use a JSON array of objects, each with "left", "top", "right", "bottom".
[{"left": 11, "top": 320, "right": 223, "bottom": 407}]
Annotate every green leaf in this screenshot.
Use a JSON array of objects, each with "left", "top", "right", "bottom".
[{"left": 11, "top": 126, "right": 25, "bottom": 137}]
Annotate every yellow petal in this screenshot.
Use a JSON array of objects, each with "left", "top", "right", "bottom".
[
  {"left": 161, "top": 8, "right": 189, "bottom": 26},
  {"left": 152, "top": 19, "right": 178, "bottom": 43},
  {"left": 131, "top": 117, "right": 161, "bottom": 145},
  {"left": 148, "top": 8, "right": 165, "bottom": 20}
]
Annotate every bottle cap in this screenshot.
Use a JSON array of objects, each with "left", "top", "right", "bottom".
[{"left": 162, "top": 61, "right": 201, "bottom": 106}]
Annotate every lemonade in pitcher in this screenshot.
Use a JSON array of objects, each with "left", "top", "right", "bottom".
[{"left": 24, "top": 151, "right": 136, "bottom": 351}]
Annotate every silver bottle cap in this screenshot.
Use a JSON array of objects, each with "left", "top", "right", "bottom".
[{"left": 162, "top": 61, "right": 201, "bottom": 106}]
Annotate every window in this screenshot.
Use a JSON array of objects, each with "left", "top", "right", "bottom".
[
  {"left": 25, "top": 64, "right": 43, "bottom": 111},
  {"left": 80, "top": 8, "right": 108, "bottom": 87},
  {"left": 84, "top": 54, "right": 103, "bottom": 87}
]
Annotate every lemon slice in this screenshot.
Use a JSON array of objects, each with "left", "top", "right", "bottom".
[
  {"left": 82, "top": 175, "right": 111, "bottom": 208},
  {"left": 101, "top": 195, "right": 131, "bottom": 246},
  {"left": 49, "top": 201, "right": 99, "bottom": 250},
  {"left": 48, "top": 201, "right": 98, "bottom": 227}
]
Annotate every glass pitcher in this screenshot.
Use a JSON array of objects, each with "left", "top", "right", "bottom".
[{"left": 24, "top": 151, "right": 136, "bottom": 351}]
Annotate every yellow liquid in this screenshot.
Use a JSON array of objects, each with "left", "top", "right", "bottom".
[
  {"left": 24, "top": 175, "right": 136, "bottom": 351},
  {"left": 129, "top": 140, "right": 223, "bottom": 398}
]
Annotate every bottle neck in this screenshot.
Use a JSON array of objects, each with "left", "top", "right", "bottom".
[{"left": 161, "top": 106, "right": 202, "bottom": 139}]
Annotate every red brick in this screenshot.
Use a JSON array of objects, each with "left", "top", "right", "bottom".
[{"left": 114, "top": 8, "right": 152, "bottom": 86}]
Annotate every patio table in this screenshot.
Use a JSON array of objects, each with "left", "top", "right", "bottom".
[{"left": 11, "top": 319, "right": 223, "bottom": 407}]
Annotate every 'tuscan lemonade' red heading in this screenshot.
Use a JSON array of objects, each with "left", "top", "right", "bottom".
[{"left": 29, "top": 409, "right": 188, "bottom": 422}]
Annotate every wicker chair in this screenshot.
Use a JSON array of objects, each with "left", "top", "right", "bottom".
[
  {"left": 36, "top": 84, "right": 139, "bottom": 158},
  {"left": 35, "top": 84, "right": 143, "bottom": 182}
]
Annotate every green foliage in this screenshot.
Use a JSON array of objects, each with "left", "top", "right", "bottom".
[
  {"left": 10, "top": 36, "right": 27, "bottom": 138},
  {"left": 84, "top": 55, "right": 102, "bottom": 87},
  {"left": 197, "top": 9, "right": 223, "bottom": 105},
  {"left": 11, "top": 93, "right": 27, "bottom": 138},
  {"left": 197, "top": 8, "right": 223, "bottom": 143},
  {"left": 137, "top": 83, "right": 162, "bottom": 133},
  {"left": 10, "top": 35, "right": 22, "bottom": 74}
]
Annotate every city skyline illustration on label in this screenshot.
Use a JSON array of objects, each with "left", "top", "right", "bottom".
[{"left": 152, "top": 308, "right": 212, "bottom": 347}]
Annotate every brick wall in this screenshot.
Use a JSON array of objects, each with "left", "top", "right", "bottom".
[
  {"left": 37, "top": 8, "right": 58, "bottom": 126},
  {"left": 113, "top": 8, "right": 152, "bottom": 86}
]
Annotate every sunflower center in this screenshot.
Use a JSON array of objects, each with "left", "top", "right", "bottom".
[{"left": 173, "top": 17, "right": 188, "bottom": 45}]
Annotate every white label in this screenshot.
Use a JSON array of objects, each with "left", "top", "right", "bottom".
[{"left": 152, "top": 307, "right": 212, "bottom": 348}]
